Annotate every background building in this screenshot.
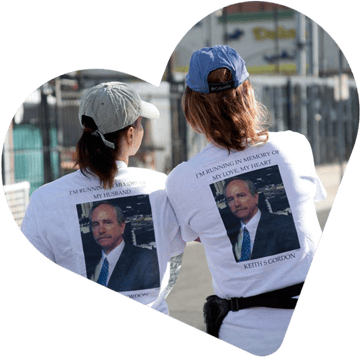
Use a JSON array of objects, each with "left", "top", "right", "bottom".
[
  {"left": 174, "top": 2, "right": 351, "bottom": 76},
  {"left": 2, "top": 2, "right": 358, "bottom": 227}
]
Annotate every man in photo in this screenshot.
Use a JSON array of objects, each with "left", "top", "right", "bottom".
[
  {"left": 224, "top": 177, "right": 300, "bottom": 262},
  {"left": 89, "top": 201, "right": 160, "bottom": 291}
]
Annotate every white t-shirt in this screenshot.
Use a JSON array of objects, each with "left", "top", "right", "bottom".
[
  {"left": 21, "top": 161, "right": 185, "bottom": 314},
  {"left": 166, "top": 131, "right": 326, "bottom": 354}
]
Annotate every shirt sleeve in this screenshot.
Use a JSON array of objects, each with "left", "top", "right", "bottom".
[
  {"left": 288, "top": 132, "right": 327, "bottom": 203},
  {"left": 301, "top": 133, "right": 327, "bottom": 202},
  {"left": 165, "top": 169, "right": 199, "bottom": 242},
  {"left": 165, "top": 201, "right": 186, "bottom": 257},
  {"left": 149, "top": 189, "right": 186, "bottom": 256},
  {"left": 314, "top": 175, "right": 327, "bottom": 202},
  {"left": 21, "top": 192, "right": 56, "bottom": 262}
]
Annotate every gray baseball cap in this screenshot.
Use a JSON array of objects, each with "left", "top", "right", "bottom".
[{"left": 78, "top": 82, "right": 159, "bottom": 146}]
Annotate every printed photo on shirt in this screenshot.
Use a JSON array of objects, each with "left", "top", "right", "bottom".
[
  {"left": 76, "top": 195, "right": 160, "bottom": 292},
  {"left": 210, "top": 165, "right": 300, "bottom": 263}
]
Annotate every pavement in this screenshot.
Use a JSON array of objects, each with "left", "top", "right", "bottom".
[{"left": 165, "top": 161, "right": 346, "bottom": 332}]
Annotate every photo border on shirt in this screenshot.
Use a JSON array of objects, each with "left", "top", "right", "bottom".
[
  {"left": 76, "top": 194, "right": 160, "bottom": 291},
  {"left": 210, "top": 165, "right": 300, "bottom": 263}
]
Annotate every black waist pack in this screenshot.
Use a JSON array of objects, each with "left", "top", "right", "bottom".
[{"left": 203, "top": 282, "right": 304, "bottom": 338}]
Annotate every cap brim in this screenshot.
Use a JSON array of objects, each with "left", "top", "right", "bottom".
[{"left": 140, "top": 100, "right": 160, "bottom": 120}]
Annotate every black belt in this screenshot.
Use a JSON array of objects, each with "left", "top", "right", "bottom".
[
  {"left": 229, "top": 282, "right": 303, "bottom": 311},
  {"left": 203, "top": 282, "right": 304, "bottom": 338}
]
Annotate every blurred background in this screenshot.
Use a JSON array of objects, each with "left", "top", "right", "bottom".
[{"left": 1, "top": 1, "right": 358, "bottom": 331}]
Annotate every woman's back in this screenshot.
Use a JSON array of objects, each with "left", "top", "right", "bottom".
[
  {"left": 166, "top": 130, "right": 326, "bottom": 354},
  {"left": 21, "top": 82, "right": 185, "bottom": 314},
  {"left": 167, "top": 130, "right": 325, "bottom": 298},
  {"left": 166, "top": 44, "right": 326, "bottom": 355}
]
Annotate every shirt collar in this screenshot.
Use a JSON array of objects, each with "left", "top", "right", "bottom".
[
  {"left": 102, "top": 239, "right": 125, "bottom": 266},
  {"left": 116, "top": 161, "right": 128, "bottom": 169},
  {"left": 241, "top": 209, "right": 261, "bottom": 230}
]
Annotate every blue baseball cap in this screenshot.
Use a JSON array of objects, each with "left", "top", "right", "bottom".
[{"left": 186, "top": 45, "right": 249, "bottom": 94}]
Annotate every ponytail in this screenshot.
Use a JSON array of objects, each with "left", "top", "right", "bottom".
[{"left": 75, "top": 115, "right": 128, "bottom": 189}]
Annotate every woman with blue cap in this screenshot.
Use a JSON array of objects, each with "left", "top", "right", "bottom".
[{"left": 166, "top": 46, "right": 326, "bottom": 355}]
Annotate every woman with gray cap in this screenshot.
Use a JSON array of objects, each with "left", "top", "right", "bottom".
[
  {"left": 22, "top": 82, "right": 185, "bottom": 314},
  {"left": 76, "top": 82, "right": 160, "bottom": 189},
  {"left": 166, "top": 46, "right": 326, "bottom": 354}
]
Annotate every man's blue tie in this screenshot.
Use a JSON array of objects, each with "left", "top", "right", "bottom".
[
  {"left": 239, "top": 227, "right": 251, "bottom": 262},
  {"left": 97, "top": 258, "right": 109, "bottom": 286}
]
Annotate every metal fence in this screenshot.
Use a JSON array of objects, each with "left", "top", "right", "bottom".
[
  {"left": 251, "top": 75, "right": 358, "bottom": 165},
  {"left": 2, "top": 74, "right": 359, "bottom": 199},
  {"left": 186, "top": 75, "right": 358, "bottom": 166},
  {"left": 3, "top": 181, "right": 30, "bottom": 227}
]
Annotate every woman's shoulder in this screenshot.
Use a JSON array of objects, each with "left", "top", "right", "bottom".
[
  {"left": 167, "top": 131, "right": 310, "bottom": 186},
  {"left": 118, "top": 167, "right": 168, "bottom": 193},
  {"left": 170, "top": 143, "right": 226, "bottom": 171},
  {"left": 269, "top": 130, "right": 308, "bottom": 143},
  {"left": 166, "top": 161, "right": 188, "bottom": 187},
  {"left": 167, "top": 151, "right": 207, "bottom": 179},
  {"left": 27, "top": 170, "right": 93, "bottom": 209},
  {"left": 32, "top": 170, "right": 84, "bottom": 194},
  {"left": 125, "top": 166, "right": 167, "bottom": 181}
]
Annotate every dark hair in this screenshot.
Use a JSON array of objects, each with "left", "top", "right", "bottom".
[
  {"left": 183, "top": 68, "right": 270, "bottom": 152},
  {"left": 75, "top": 115, "right": 132, "bottom": 189}
]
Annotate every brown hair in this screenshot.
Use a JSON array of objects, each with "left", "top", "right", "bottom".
[
  {"left": 183, "top": 68, "right": 270, "bottom": 152},
  {"left": 75, "top": 115, "right": 135, "bottom": 189}
]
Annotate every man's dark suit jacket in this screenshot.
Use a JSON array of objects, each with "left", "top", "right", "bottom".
[
  {"left": 93, "top": 243, "right": 160, "bottom": 292},
  {"left": 229, "top": 211, "right": 300, "bottom": 262}
]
